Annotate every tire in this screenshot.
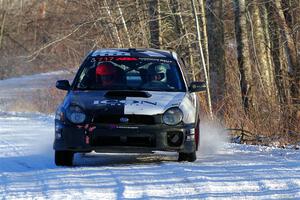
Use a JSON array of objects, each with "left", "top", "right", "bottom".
[
  {"left": 55, "top": 151, "right": 74, "bottom": 166},
  {"left": 178, "top": 151, "right": 197, "bottom": 162}
]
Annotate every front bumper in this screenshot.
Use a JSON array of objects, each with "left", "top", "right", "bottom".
[{"left": 53, "top": 120, "right": 196, "bottom": 153}]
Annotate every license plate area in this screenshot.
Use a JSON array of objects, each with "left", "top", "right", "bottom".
[
  {"left": 90, "top": 129, "right": 156, "bottom": 147},
  {"left": 91, "top": 135, "right": 156, "bottom": 147}
]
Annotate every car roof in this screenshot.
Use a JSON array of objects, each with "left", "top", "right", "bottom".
[{"left": 91, "top": 48, "right": 176, "bottom": 60}]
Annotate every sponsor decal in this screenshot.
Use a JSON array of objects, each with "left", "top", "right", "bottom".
[
  {"left": 91, "top": 92, "right": 186, "bottom": 116},
  {"left": 95, "top": 99, "right": 158, "bottom": 106},
  {"left": 117, "top": 126, "right": 138, "bottom": 129},
  {"left": 107, "top": 124, "right": 137, "bottom": 129},
  {"left": 95, "top": 57, "right": 114, "bottom": 61},
  {"left": 139, "top": 57, "right": 172, "bottom": 63},
  {"left": 115, "top": 57, "right": 138, "bottom": 61},
  {"left": 93, "top": 56, "right": 139, "bottom": 62}
]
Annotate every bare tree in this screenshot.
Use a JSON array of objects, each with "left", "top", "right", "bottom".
[
  {"left": 198, "top": 0, "right": 209, "bottom": 70},
  {"left": 191, "top": 0, "right": 213, "bottom": 119},
  {"left": 135, "top": 0, "right": 149, "bottom": 46},
  {"left": 250, "top": 0, "right": 274, "bottom": 98},
  {"left": 104, "top": 0, "right": 123, "bottom": 47},
  {"left": 169, "top": 0, "right": 195, "bottom": 75},
  {"left": 0, "top": 9, "right": 6, "bottom": 48},
  {"left": 233, "top": 0, "right": 254, "bottom": 112},
  {"left": 273, "top": 0, "right": 299, "bottom": 104},
  {"left": 116, "top": 1, "right": 132, "bottom": 47},
  {"left": 206, "top": 0, "right": 226, "bottom": 115},
  {"left": 148, "top": 0, "right": 162, "bottom": 48}
]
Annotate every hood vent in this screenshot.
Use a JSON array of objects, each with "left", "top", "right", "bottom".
[{"left": 105, "top": 90, "right": 151, "bottom": 98}]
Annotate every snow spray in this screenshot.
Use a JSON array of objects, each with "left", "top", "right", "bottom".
[{"left": 198, "top": 119, "right": 229, "bottom": 155}]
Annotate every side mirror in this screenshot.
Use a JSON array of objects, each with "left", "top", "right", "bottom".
[
  {"left": 189, "top": 81, "right": 206, "bottom": 93},
  {"left": 56, "top": 80, "right": 70, "bottom": 91}
]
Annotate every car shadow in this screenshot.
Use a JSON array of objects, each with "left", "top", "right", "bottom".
[{"left": 73, "top": 152, "right": 179, "bottom": 167}]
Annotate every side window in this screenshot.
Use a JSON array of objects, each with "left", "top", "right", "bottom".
[
  {"left": 76, "top": 59, "right": 96, "bottom": 89},
  {"left": 178, "top": 58, "right": 191, "bottom": 85}
]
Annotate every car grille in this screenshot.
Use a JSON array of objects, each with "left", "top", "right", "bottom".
[
  {"left": 91, "top": 136, "right": 156, "bottom": 147},
  {"left": 92, "top": 114, "right": 157, "bottom": 125}
]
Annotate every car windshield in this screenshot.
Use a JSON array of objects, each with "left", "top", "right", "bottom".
[{"left": 74, "top": 56, "right": 185, "bottom": 92}]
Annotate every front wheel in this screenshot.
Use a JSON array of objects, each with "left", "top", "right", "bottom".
[
  {"left": 178, "top": 151, "right": 196, "bottom": 162},
  {"left": 55, "top": 151, "right": 74, "bottom": 166}
]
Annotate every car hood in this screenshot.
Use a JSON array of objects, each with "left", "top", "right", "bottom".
[{"left": 65, "top": 90, "right": 186, "bottom": 115}]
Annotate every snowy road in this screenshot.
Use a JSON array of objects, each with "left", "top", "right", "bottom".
[
  {"left": 0, "top": 71, "right": 74, "bottom": 113},
  {"left": 0, "top": 112, "right": 300, "bottom": 199}
]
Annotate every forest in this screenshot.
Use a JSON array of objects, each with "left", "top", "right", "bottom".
[{"left": 0, "top": 0, "right": 299, "bottom": 145}]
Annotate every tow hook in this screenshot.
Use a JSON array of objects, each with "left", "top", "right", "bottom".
[{"left": 76, "top": 124, "right": 96, "bottom": 144}]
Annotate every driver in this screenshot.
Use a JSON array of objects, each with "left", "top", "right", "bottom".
[
  {"left": 95, "top": 62, "right": 123, "bottom": 87},
  {"left": 147, "top": 64, "right": 167, "bottom": 83},
  {"left": 142, "top": 64, "right": 170, "bottom": 89}
]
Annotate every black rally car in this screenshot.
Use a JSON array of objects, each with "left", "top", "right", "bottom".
[{"left": 54, "top": 48, "right": 205, "bottom": 166}]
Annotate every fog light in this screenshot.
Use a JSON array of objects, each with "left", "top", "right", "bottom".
[
  {"left": 171, "top": 134, "right": 180, "bottom": 143},
  {"left": 167, "top": 131, "right": 183, "bottom": 147}
]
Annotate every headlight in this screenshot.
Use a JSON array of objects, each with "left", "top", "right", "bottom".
[
  {"left": 163, "top": 107, "right": 183, "bottom": 125},
  {"left": 66, "top": 105, "right": 86, "bottom": 124}
]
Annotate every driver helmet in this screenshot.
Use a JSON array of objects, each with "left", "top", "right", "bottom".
[
  {"left": 96, "top": 62, "right": 119, "bottom": 86},
  {"left": 148, "top": 64, "right": 167, "bottom": 82}
]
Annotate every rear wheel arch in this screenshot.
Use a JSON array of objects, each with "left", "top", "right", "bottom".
[{"left": 195, "top": 117, "right": 200, "bottom": 150}]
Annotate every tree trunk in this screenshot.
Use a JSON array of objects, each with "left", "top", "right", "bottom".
[
  {"left": 116, "top": 1, "right": 132, "bottom": 47},
  {"left": 272, "top": 0, "right": 300, "bottom": 129},
  {"left": 262, "top": 4, "right": 275, "bottom": 98},
  {"left": 274, "top": 0, "right": 299, "bottom": 102},
  {"left": 233, "top": 0, "right": 253, "bottom": 112},
  {"left": 104, "top": 0, "right": 123, "bottom": 48},
  {"left": 199, "top": 0, "right": 209, "bottom": 71},
  {"left": 191, "top": 0, "right": 213, "bottom": 119},
  {"left": 293, "top": 0, "right": 300, "bottom": 68},
  {"left": 206, "top": 0, "right": 225, "bottom": 115},
  {"left": 267, "top": 3, "right": 287, "bottom": 105},
  {"left": 170, "top": 0, "right": 182, "bottom": 37},
  {"left": 135, "top": 0, "right": 149, "bottom": 46},
  {"left": 148, "top": 0, "right": 162, "bottom": 48},
  {"left": 0, "top": 10, "right": 6, "bottom": 48},
  {"left": 177, "top": 1, "right": 195, "bottom": 79},
  {"left": 251, "top": 1, "right": 274, "bottom": 98},
  {"left": 170, "top": 0, "right": 195, "bottom": 79}
]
